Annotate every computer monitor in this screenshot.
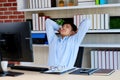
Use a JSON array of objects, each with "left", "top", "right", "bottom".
[{"left": 0, "top": 22, "right": 33, "bottom": 76}]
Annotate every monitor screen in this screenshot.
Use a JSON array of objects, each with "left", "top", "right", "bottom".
[{"left": 0, "top": 22, "right": 33, "bottom": 62}]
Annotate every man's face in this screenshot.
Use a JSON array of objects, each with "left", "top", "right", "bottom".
[{"left": 59, "top": 24, "right": 73, "bottom": 37}]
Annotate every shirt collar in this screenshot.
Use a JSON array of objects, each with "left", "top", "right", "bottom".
[{"left": 58, "top": 36, "right": 69, "bottom": 41}]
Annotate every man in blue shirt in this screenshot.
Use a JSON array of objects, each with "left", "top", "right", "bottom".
[{"left": 46, "top": 18, "right": 91, "bottom": 70}]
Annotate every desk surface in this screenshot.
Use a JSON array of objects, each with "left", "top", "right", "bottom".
[{"left": 1, "top": 69, "right": 120, "bottom": 80}]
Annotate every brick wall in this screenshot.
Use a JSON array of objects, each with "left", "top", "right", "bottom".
[{"left": 0, "top": 0, "right": 25, "bottom": 23}]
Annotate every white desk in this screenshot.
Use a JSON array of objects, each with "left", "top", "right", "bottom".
[{"left": 1, "top": 70, "right": 120, "bottom": 80}]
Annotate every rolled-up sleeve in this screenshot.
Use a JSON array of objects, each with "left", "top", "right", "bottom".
[{"left": 46, "top": 18, "right": 60, "bottom": 43}]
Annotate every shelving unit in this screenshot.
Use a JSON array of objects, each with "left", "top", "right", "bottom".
[
  {"left": 17, "top": 2, "right": 120, "bottom": 11},
  {"left": 33, "top": 44, "right": 120, "bottom": 48},
  {"left": 17, "top": 0, "right": 120, "bottom": 68},
  {"left": 80, "top": 44, "right": 120, "bottom": 48},
  {"left": 32, "top": 29, "right": 120, "bottom": 33}
]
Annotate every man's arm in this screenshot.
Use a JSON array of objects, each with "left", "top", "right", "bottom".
[
  {"left": 73, "top": 18, "right": 91, "bottom": 45},
  {"left": 45, "top": 18, "right": 60, "bottom": 43}
]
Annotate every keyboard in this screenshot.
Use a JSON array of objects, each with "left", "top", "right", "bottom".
[
  {"left": 44, "top": 67, "right": 75, "bottom": 74},
  {"left": 10, "top": 66, "right": 49, "bottom": 73}
]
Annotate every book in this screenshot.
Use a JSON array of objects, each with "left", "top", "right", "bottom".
[
  {"left": 51, "top": 0, "right": 56, "bottom": 7},
  {"left": 35, "top": 0, "right": 39, "bottom": 8},
  {"left": 100, "top": 0, "right": 108, "bottom": 5},
  {"left": 109, "top": 51, "right": 114, "bottom": 69},
  {"left": 69, "top": 68, "right": 98, "bottom": 75},
  {"left": 94, "top": 50, "right": 98, "bottom": 68},
  {"left": 118, "top": 51, "right": 120, "bottom": 69},
  {"left": 44, "top": 0, "right": 48, "bottom": 8},
  {"left": 29, "top": 0, "right": 33, "bottom": 9},
  {"left": 93, "top": 14, "right": 97, "bottom": 30},
  {"left": 38, "top": 0, "right": 42, "bottom": 8},
  {"left": 113, "top": 51, "right": 118, "bottom": 69},
  {"left": 109, "top": 16, "right": 120, "bottom": 29},
  {"left": 78, "top": 0, "right": 94, "bottom": 2},
  {"left": 78, "top": 1, "right": 95, "bottom": 6},
  {"left": 100, "top": 14, "right": 105, "bottom": 29},
  {"left": 105, "top": 51, "right": 110, "bottom": 69},
  {"left": 95, "top": 0, "right": 100, "bottom": 5},
  {"left": 32, "top": 0, "right": 36, "bottom": 9},
  {"left": 41, "top": 0, "right": 45, "bottom": 8},
  {"left": 32, "top": 13, "right": 36, "bottom": 30},
  {"left": 96, "top": 14, "right": 100, "bottom": 29},
  {"left": 104, "top": 14, "right": 110, "bottom": 29},
  {"left": 108, "top": 0, "right": 120, "bottom": 4},
  {"left": 90, "top": 50, "right": 95, "bottom": 68},
  {"left": 98, "top": 50, "right": 102, "bottom": 69},
  {"left": 89, "top": 14, "right": 93, "bottom": 29},
  {"left": 101, "top": 51, "right": 105, "bottom": 69},
  {"left": 93, "top": 69, "right": 115, "bottom": 76}
]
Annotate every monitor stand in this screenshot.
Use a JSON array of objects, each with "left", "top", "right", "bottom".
[{"left": 0, "top": 61, "right": 24, "bottom": 77}]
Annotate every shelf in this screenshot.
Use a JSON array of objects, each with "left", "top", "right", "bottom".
[
  {"left": 31, "top": 31, "right": 58, "bottom": 33},
  {"left": 33, "top": 44, "right": 48, "bottom": 47},
  {"left": 88, "top": 29, "right": 120, "bottom": 33},
  {"left": 31, "top": 31, "right": 46, "bottom": 33},
  {"left": 17, "top": 3, "right": 120, "bottom": 12},
  {"left": 80, "top": 44, "right": 120, "bottom": 48},
  {"left": 33, "top": 44, "right": 120, "bottom": 48},
  {"left": 31, "top": 29, "right": 120, "bottom": 34}
]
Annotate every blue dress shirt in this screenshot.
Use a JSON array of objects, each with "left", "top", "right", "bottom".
[{"left": 46, "top": 18, "right": 91, "bottom": 68}]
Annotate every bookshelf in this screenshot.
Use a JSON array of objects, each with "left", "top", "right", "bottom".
[
  {"left": 33, "top": 44, "right": 120, "bottom": 48},
  {"left": 32, "top": 29, "right": 120, "bottom": 33},
  {"left": 17, "top": 1, "right": 120, "bottom": 11},
  {"left": 17, "top": 0, "right": 120, "bottom": 68}
]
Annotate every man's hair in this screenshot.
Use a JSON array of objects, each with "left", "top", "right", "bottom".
[{"left": 62, "top": 22, "right": 77, "bottom": 32}]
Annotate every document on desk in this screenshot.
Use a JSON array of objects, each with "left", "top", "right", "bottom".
[
  {"left": 69, "top": 68, "right": 98, "bottom": 75},
  {"left": 92, "top": 69, "right": 115, "bottom": 76},
  {"left": 44, "top": 67, "right": 75, "bottom": 74}
]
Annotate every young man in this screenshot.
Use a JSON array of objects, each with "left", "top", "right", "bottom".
[{"left": 45, "top": 18, "right": 91, "bottom": 70}]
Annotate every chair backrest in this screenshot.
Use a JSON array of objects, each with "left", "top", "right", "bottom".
[{"left": 74, "top": 47, "right": 84, "bottom": 68}]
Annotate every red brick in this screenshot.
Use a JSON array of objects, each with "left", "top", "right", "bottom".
[
  {"left": 4, "top": 11, "right": 12, "bottom": 15},
  {"left": 13, "top": 11, "right": 24, "bottom": 14},
  {"left": 0, "top": 8, "right": 7, "bottom": 11},
  {"left": 0, "top": 0, "right": 7, "bottom": 2},
  {"left": 12, "top": 3, "right": 17, "bottom": 6},
  {"left": 13, "top": 19, "right": 24, "bottom": 22},
  {"left": 4, "top": 19, "right": 12, "bottom": 22},
  {"left": 0, "top": 4, "right": 3, "bottom": 7},
  {"left": 0, "top": 20, "right": 4, "bottom": 23},
  {"left": 9, "top": 15, "right": 17, "bottom": 19},
  {"left": 0, "top": 12, "right": 4, "bottom": 15},
  {"left": 4, "top": 3, "right": 12, "bottom": 7},
  {"left": 18, "top": 15, "right": 24, "bottom": 19},
  {"left": 22, "top": 19, "right": 25, "bottom": 22},
  {"left": 0, "top": 16, "right": 8, "bottom": 19},
  {"left": 8, "top": 0, "right": 16, "bottom": 2},
  {"left": 8, "top": 7, "right": 17, "bottom": 11}
]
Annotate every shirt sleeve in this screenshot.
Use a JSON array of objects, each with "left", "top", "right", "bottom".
[
  {"left": 45, "top": 18, "right": 60, "bottom": 43},
  {"left": 72, "top": 18, "right": 91, "bottom": 45}
]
